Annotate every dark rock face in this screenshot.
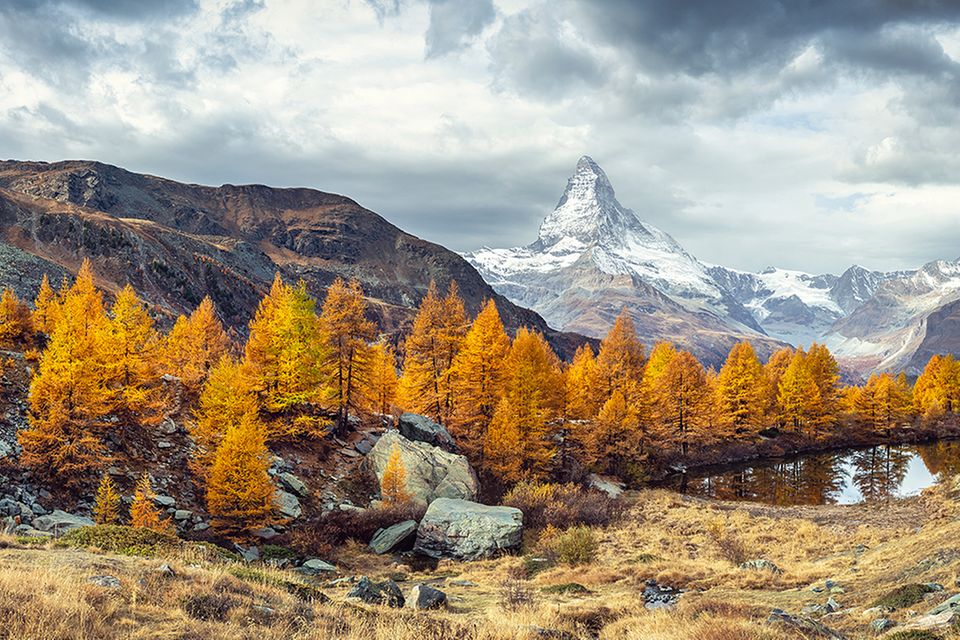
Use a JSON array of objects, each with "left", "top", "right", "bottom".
[
  {"left": 406, "top": 584, "right": 447, "bottom": 610},
  {"left": 369, "top": 520, "right": 418, "bottom": 555},
  {"left": 346, "top": 576, "right": 404, "bottom": 608},
  {"left": 397, "top": 413, "right": 457, "bottom": 452},
  {"left": 0, "top": 160, "right": 586, "bottom": 356}
]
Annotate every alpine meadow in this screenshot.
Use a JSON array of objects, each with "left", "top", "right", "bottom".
[{"left": 4, "top": 2, "right": 960, "bottom": 640}]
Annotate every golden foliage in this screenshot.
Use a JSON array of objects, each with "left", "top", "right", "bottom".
[
  {"left": 130, "top": 473, "right": 174, "bottom": 534},
  {"left": 380, "top": 442, "right": 411, "bottom": 505},
  {"left": 206, "top": 410, "right": 275, "bottom": 532},
  {"left": 162, "top": 296, "right": 230, "bottom": 392},
  {"left": 92, "top": 473, "right": 121, "bottom": 525}
]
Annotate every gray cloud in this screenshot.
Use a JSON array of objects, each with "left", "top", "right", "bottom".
[{"left": 424, "top": 0, "right": 495, "bottom": 58}]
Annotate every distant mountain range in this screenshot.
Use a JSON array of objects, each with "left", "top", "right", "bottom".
[
  {"left": 0, "top": 159, "right": 585, "bottom": 356},
  {"left": 465, "top": 156, "right": 960, "bottom": 374}
]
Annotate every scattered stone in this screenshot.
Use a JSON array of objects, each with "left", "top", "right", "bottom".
[
  {"left": 338, "top": 503, "right": 363, "bottom": 512},
  {"left": 237, "top": 545, "right": 260, "bottom": 563},
  {"left": 341, "top": 449, "right": 360, "bottom": 458},
  {"left": 369, "top": 520, "right": 418, "bottom": 555},
  {"left": 327, "top": 576, "right": 356, "bottom": 587},
  {"left": 192, "top": 522, "right": 210, "bottom": 532},
  {"left": 153, "top": 564, "right": 175, "bottom": 577},
  {"left": 355, "top": 439, "right": 373, "bottom": 455},
  {"left": 825, "top": 580, "right": 838, "bottom": 590},
  {"left": 414, "top": 498, "right": 522, "bottom": 560},
  {"left": 278, "top": 472, "right": 308, "bottom": 498},
  {"left": 870, "top": 618, "right": 895, "bottom": 633},
  {"left": 766, "top": 609, "right": 846, "bottom": 639},
  {"left": 739, "top": 559, "right": 782, "bottom": 574},
  {"left": 154, "top": 495, "right": 176, "bottom": 508},
  {"left": 586, "top": 473, "right": 625, "bottom": 498},
  {"left": 407, "top": 584, "right": 447, "bottom": 610},
  {"left": 88, "top": 575, "right": 121, "bottom": 589},
  {"left": 296, "top": 559, "right": 337, "bottom": 575},
  {"left": 928, "top": 592, "right": 960, "bottom": 616},
  {"left": 157, "top": 441, "right": 173, "bottom": 449},
  {"left": 811, "top": 586, "right": 825, "bottom": 593},
  {"left": 825, "top": 597, "right": 842, "bottom": 613},
  {"left": 346, "top": 576, "right": 404, "bottom": 608},
  {"left": 397, "top": 413, "right": 457, "bottom": 451},
  {"left": 31, "top": 510, "right": 94, "bottom": 534},
  {"left": 252, "top": 526, "right": 279, "bottom": 540},
  {"left": 643, "top": 579, "right": 682, "bottom": 610},
  {"left": 449, "top": 579, "right": 477, "bottom": 587},
  {"left": 369, "top": 432, "right": 478, "bottom": 507},
  {"left": 275, "top": 490, "right": 302, "bottom": 519},
  {"left": 173, "top": 509, "right": 192, "bottom": 521}
]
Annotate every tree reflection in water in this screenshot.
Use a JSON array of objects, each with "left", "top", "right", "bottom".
[{"left": 664, "top": 441, "right": 960, "bottom": 506}]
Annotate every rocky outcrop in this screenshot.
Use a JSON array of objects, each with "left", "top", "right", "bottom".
[
  {"left": 368, "top": 431, "right": 478, "bottom": 507},
  {"left": 413, "top": 498, "right": 523, "bottom": 560},
  {"left": 766, "top": 609, "right": 846, "bottom": 639},
  {"left": 397, "top": 414, "right": 457, "bottom": 452},
  {"left": 369, "top": 520, "right": 418, "bottom": 555},
  {"left": 31, "top": 510, "right": 94, "bottom": 535}
]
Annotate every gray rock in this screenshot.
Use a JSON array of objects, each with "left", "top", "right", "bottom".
[
  {"left": 237, "top": 545, "right": 260, "bottom": 563},
  {"left": 154, "top": 495, "right": 176, "bottom": 508},
  {"left": 740, "top": 559, "right": 782, "bottom": 574},
  {"left": 449, "top": 579, "right": 477, "bottom": 587},
  {"left": 368, "top": 431, "right": 478, "bottom": 507},
  {"left": 897, "top": 609, "right": 959, "bottom": 632},
  {"left": 355, "top": 439, "right": 373, "bottom": 455},
  {"left": 192, "top": 522, "right": 210, "bottom": 532},
  {"left": 407, "top": 583, "right": 447, "bottom": 610},
  {"left": 31, "top": 510, "right": 94, "bottom": 534},
  {"left": 252, "top": 526, "right": 279, "bottom": 540},
  {"left": 13, "top": 525, "right": 51, "bottom": 538},
  {"left": 928, "top": 592, "right": 960, "bottom": 616},
  {"left": 0, "top": 498, "right": 21, "bottom": 517},
  {"left": 278, "top": 472, "right": 308, "bottom": 498},
  {"left": 825, "top": 597, "right": 842, "bottom": 613},
  {"left": 766, "top": 609, "right": 846, "bottom": 639},
  {"left": 587, "top": 474, "right": 625, "bottom": 498},
  {"left": 346, "top": 576, "right": 404, "bottom": 608},
  {"left": 369, "top": 520, "right": 418, "bottom": 555},
  {"left": 414, "top": 498, "right": 522, "bottom": 560},
  {"left": 870, "top": 618, "right": 895, "bottom": 633},
  {"left": 153, "top": 564, "right": 175, "bottom": 577},
  {"left": 296, "top": 558, "right": 337, "bottom": 575},
  {"left": 157, "top": 441, "right": 173, "bottom": 449},
  {"left": 397, "top": 413, "right": 457, "bottom": 451},
  {"left": 88, "top": 575, "right": 121, "bottom": 589},
  {"left": 275, "top": 490, "right": 302, "bottom": 519},
  {"left": 643, "top": 579, "right": 682, "bottom": 610},
  {"left": 173, "top": 510, "right": 192, "bottom": 521}
]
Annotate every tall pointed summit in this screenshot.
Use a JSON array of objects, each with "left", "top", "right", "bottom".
[{"left": 463, "top": 156, "right": 779, "bottom": 367}]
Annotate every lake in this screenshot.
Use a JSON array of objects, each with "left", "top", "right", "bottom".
[{"left": 660, "top": 440, "right": 960, "bottom": 506}]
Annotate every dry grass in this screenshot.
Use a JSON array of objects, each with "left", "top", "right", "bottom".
[{"left": 4, "top": 486, "right": 960, "bottom": 639}]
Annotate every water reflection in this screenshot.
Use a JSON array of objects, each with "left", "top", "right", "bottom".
[{"left": 664, "top": 441, "right": 960, "bottom": 505}]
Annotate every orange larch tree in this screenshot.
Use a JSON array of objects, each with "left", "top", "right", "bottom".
[
  {"left": 32, "top": 273, "right": 60, "bottom": 336},
  {"left": 364, "top": 340, "right": 399, "bottom": 417},
  {"left": 380, "top": 442, "right": 411, "bottom": 505},
  {"left": 0, "top": 288, "right": 33, "bottom": 348},
  {"left": 715, "top": 341, "right": 768, "bottom": 437},
  {"left": 650, "top": 350, "right": 711, "bottom": 456},
  {"left": 130, "top": 473, "right": 174, "bottom": 534},
  {"left": 192, "top": 355, "right": 259, "bottom": 477},
  {"left": 162, "top": 296, "right": 230, "bottom": 393},
  {"left": 206, "top": 409, "right": 275, "bottom": 532},
  {"left": 594, "top": 309, "right": 646, "bottom": 412}
]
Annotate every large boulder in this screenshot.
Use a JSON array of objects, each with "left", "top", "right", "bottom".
[
  {"left": 368, "top": 431, "right": 478, "bottom": 507},
  {"left": 31, "top": 510, "right": 94, "bottom": 535},
  {"left": 407, "top": 584, "right": 447, "bottom": 610},
  {"left": 397, "top": 413, "right": 457, "bottom": 451},
  {"left": 414, "top": 498, "right": 523, "bottom": 560},
  {"left": 369, "top": 520, "right": 418, "bottom": 555}
]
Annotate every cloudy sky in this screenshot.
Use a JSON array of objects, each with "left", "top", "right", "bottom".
[{"left": 2, "top": 0, "right": 960, "bottom": 273}]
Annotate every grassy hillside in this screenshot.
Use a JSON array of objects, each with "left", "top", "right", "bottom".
[{"left": 4, "top": 486, "right": 960, "bottom": 640}]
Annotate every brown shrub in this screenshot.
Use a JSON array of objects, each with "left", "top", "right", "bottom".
[
  {"left": 502, "top": 482, "right": 625, "bottom": 530},
  {"left": 537, "top": 525, "right": 599, "bottom": 566},
  {"left": 287, "top": 502, "right": 426, "bottom": 556},
  {"left": 499, "top": 578, "right": 536, "bottom": 611}
]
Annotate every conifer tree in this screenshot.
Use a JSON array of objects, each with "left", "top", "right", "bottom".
[
  {"left": 650, "top": 350, "right": 710, "bottom": 456},
  {"left": 777, "top": 349, "right": 821, "bottom": 435},
  {"left": 914, "top": 354, "right": 960, "bottom": 419},
  {"left": 856, "top": 373, "right": 912, "bottom": 437},
  {"left": 641, "top": 342, "right": 678, "bottom": 424},
  {"left": 594, "top": 309, "right": 646, "bottom": 409},
  {"left": 0, "top": 288, "right": 33, "bottom": 348},
  {"left": 805, "top": 343, "right": 841, "bottom": 425},
  {"left": 33, "top": 274, "right": 59, "bottom": 335},
  {"left": 398, "top": 281, "right": 467, "bottom": 424},
  {"left": 19, "top": 260, "right": 114, "bottom": 484},
  {"left": 763, "top": 347, "right": 795, "bottom": 421},
  {"left": 715, "top": 342, "right": 767, "bottom": 437},
  {"left": 130, "top": 474, "right": 174, "bottom": 534},
  {"left": 192, "top": 356, "right": 258, "bottom": 476},
  {"left": 585, "top": 391, "right": 644, "bottom": 481},
  {"left": 483, "top": 397, "right": 523, "bottom": 485},
  {"left": 92, "top": 473, "right": 121, "bottom": 525},
  {"left": 105, "top": 285, "right": 162, "bottom": 427},
  {"left": 564, "top": 344, "right": 601, "bottom": 421},
  {"left": 365, "top": 341, "right": 399, "bottom": 416},
  {"left": 243, "top": 274, "right": 333, "bottom": 436},
  {"left": 206, "top": 410, "right": 275, "bottom": 531},
  {"left": 380, "top": 442, "right": 411, "bottom": 505},
  {"left": 449, "top": 300, "right": 511, "bottom": 461},
  {"left": 162, "top": 296, "right": 230, "bottom": 392},
  {"left": 318, "top": 278, "right": 375, "bottom": 434}
]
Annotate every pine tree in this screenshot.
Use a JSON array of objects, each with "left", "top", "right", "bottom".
[
  {"left": 483, "top": 397, "right": 523, "bottom": 486},
  {"left": 162, "top": 296, "right": 230, "bottom": 392},
  {"left": 914, "top": 354, "right": 960, "bottom": 419},
  {"left": 449, "top": 300, "right": 511, "bottom": 462},
  {"left": 586, "top": 391, "right": 644, "bottom": 481},
  {"left": 318, "top": 278, "right": 375, "bottom": 434},
  {"left": 641, "top": 341, "right": 678, "bottom": 424},
  {"left": 715, "top": 342, "right": 767, "bottom": 437},
  {"left": 398, "top": 281, "right": 466, "bottom": 424},
  {"left": 206, "top": 410, "right": 275, "bottom": 531},
  {"left": 192, "top": 356, "right": 259, "bottom": 477},
  {"left": 19, "top": 260, "right": 114, "bottom": 484},
  {"left": 0, "top": 288, "right": 33, "bottom": 348},
  {"left": 595, "top": 310, "right": 646, "bottom": 409},
  {"left": 777, "top": 349, "right": 821, "bottom": 435},
  {"left": 564, "top": 344, "right": 601, "bottom": 421},
  {"left": 130, "top": 474, "right": 174, "bottom": 534},
  {"left": 856, "top": 373, "right": 912, "bottom": 437},
  {"left": 763, "top": 347, "right": 795, "bottom": 421},
  {"left": 650, "top": 350, "right": 710, "bottom": 456},
  {"left": 365, "top": 340, "right": 399, "bottom": 416},
  {"left": 805, "top": 343, "right": 841, "bottom": 426},
  {"left": 92, "top": 473, "right": 121, "bottom": 525},
  {"left": 242, "top": 274, "right": 333, "bottom": 437},
  {"left": 33, "top": 274, "right": 59, "bottom": 335},
  {"left": 105, "top": 284, "right": 163, "bottom": 428},
  {"left": 380, "top": 442, "right": 411, "bottom": 505}
]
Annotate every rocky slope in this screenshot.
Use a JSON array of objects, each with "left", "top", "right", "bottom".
[
  {"left": 465, "top": 156, "right": 785, "bottom": 366},
  {"left": 0, "top": 160, "right": 583, "bottom": 354}
]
